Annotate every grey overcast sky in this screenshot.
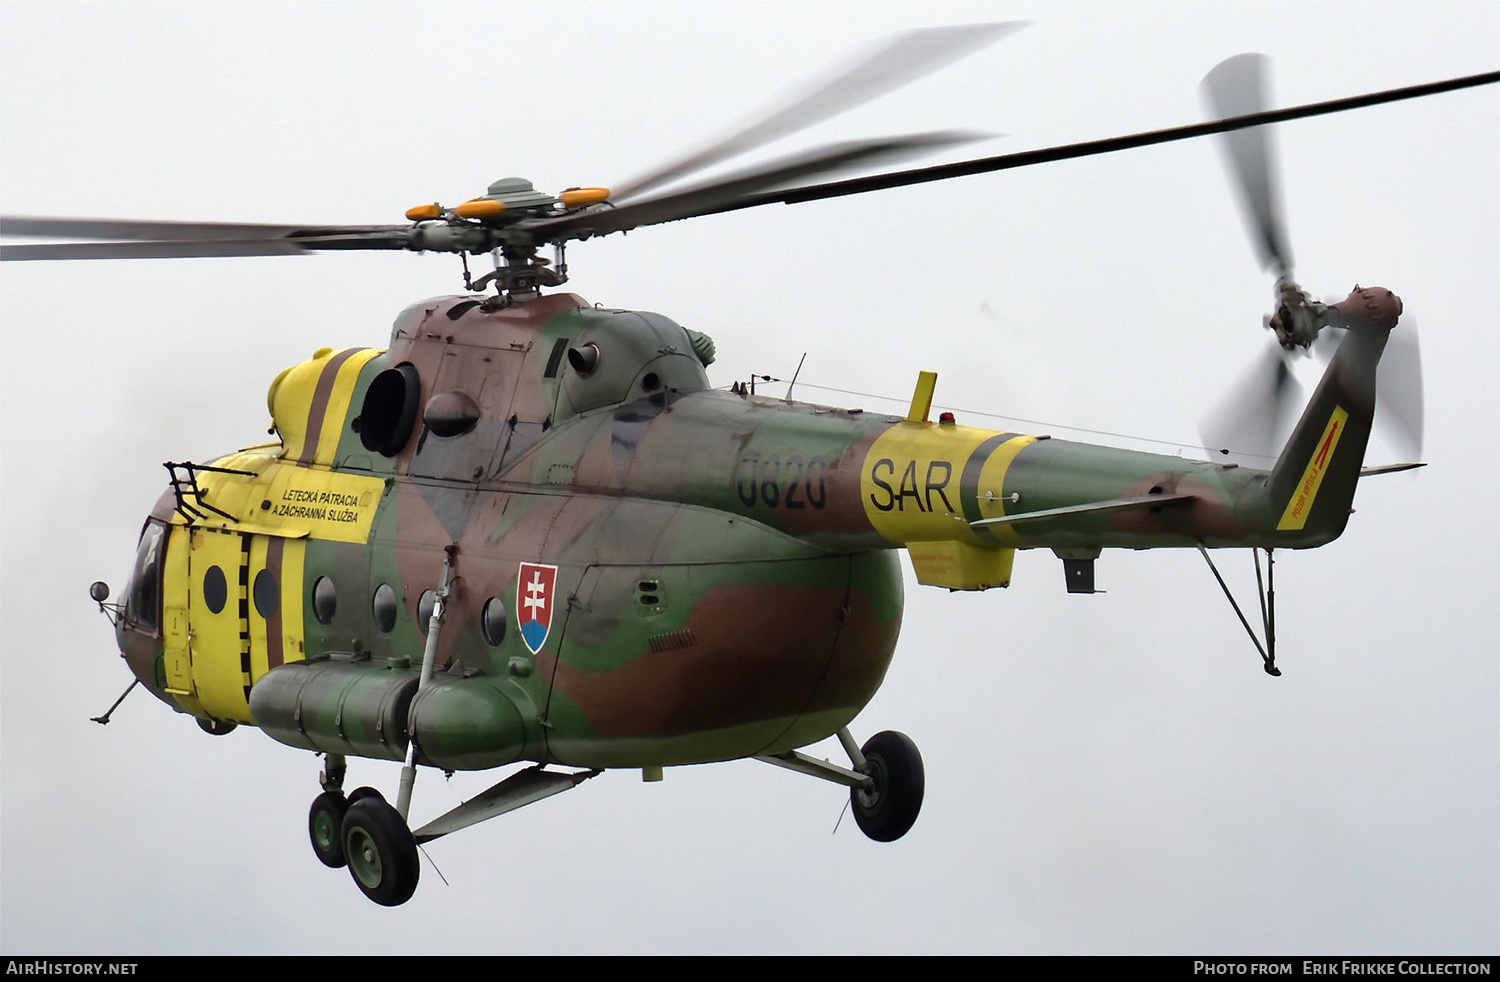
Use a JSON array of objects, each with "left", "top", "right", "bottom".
[{"left": 2, "top": 0, "right": 1496, "bottom": 956}]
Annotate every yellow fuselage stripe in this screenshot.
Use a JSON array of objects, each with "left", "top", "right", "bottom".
[{"left": 309, "top": 348, "right": 383, "bottom": 466}]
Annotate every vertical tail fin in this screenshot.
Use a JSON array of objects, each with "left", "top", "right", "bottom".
[{"left": 1264, "top": 286, "right": 1402, "bottom": 546}]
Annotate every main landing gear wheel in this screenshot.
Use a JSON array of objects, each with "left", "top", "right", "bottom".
[
  {"left": 308, "top": 791, "right": 349, "bottom": 868},
  {"left": 852, "top": 730, "right": 924, "bottom": 842},
  {"left": 341, "top": 797, "right": 420, "bottom": 907}
]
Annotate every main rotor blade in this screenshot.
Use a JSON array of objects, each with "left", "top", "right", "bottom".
[
  {"left": 0, "top": 225, "right": 417, "bottom": 261},
  {"left": 1, "top": 239, "right": 307, "bottom": 261},
  {"left": 529, "top": 131, "right": 978, "bottom": 241},
  {"left": 611, "top": 21, "right": 1025, "bottom": 202},
  {"left": 0, "top": 216, "right": 305, "bottom": 241},
  {"left": 691, "top": 70, "right": 1500, "bottom": 219},
  {"left": 1201, "top": 54, "right": 1292, "bottom": 277}
]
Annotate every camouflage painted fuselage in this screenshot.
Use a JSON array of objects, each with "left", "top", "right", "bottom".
[{"left": 114, "top": 287, "right": 1395, "bottom": 772}]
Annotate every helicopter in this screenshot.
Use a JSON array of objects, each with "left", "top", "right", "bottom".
[{"left": 2, "top": 7, "right": 1500, "bottom": 929}]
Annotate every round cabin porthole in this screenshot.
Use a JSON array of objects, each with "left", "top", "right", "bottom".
[
  {"left": 417, "top": 590, "right": 438, "bottom": 635},
  {"left": 253, "top": 569, "right": 278, "bottom": 618},
  {"left": 202, "top": 566, "right": 227, "bottom": 614},
  {"left": 312, "top": 576, "right": 337, "bottom": 625},
  {"left": 481, "top": 597, "right": 507, "bottom": 647},
  {"left": 372, "top": 583, "right": 398, "bottom": 634}
]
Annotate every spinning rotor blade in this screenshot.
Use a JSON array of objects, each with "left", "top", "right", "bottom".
[
  {"left": 611, "top": 21, "right": 1026, "bottom": 202},
  {"left": 694, "top": 70, "right": 1499, "bottom": 219},
  {"left": 1, "top": 239, "right": 307, "bottom": 261},
  {"left": 5, "top": 67, "right": 1493, "bottom": 267},
  {"left": 1378, "top": 319, "right": 1424, "bottom": 461},
  {"left": 0, "top": 221, "right": 421, "bottom": 261},
  {"left": 530, "top": 131, "right": 977, "bottom": 241},
  {"left": 1200, "top": 344, "right": 1305, "bottom": 464},
  {"left": 1201, "top": 54, "right": 1292, "bottom": 278},
  {"left": 1206, "top": 313, "right": 1426, "bottom": 467},
  {"left": 1312, "top": 320, "right": 1425, "bottom": 461},
  {"left": 0, "top": 216, "right": 306, "bottom": 241}
]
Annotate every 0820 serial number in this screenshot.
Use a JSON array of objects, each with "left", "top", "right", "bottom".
[{"left": 733, "top": 454, "right": 828, "bottom": 509}]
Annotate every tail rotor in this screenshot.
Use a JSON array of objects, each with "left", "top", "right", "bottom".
[{"left": 1198, "top": 54, "right": 1424, "bottom": 466}]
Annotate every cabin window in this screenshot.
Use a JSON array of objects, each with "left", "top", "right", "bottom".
[
  {"left": 312, "top": 576, "right": 337, "bottom": 625},
  {"left": 481, "top": 597, "right": 506, "bottom": 647},
  {"left": 372, "top": 583, "right": 398, "bottom": 634},
  {"left": 202, "top": 566, "right": 228, "bottom": 615},
  {"left": 416, "top": 590, "right": 437, "bottom": 635},
  {"left": 253, "top": 569, "right": 278, "bottom": 619},
  {"left": 125, "top": 522, "right": 166, "bottom": 632}
]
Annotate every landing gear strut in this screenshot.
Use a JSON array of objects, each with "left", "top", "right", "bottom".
[
  {"left": 308, "top": 754, "right": 350, "bottom": 868},
  {"left": 757, "top": 726, "right": 925, "bottom": 842}
]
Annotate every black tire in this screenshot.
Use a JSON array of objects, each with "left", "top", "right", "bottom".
[
  {"left": 196, "top": 717, "right": 237, "bottom": 736},
  {"left": 308, "top": 791, "right": 348, "bottom": 868},
  {"left": 347, "top": 786, "right": 384, "bottom": 805},
  {"left": 341, "top": 797, "right": 420, "bottom": 907},
  {"left": 851, "top": 730, "right": 924, "bottom": 842}
]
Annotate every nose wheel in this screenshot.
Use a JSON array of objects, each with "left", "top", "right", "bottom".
[
  {"left": 850, "top": 730, "right": 925, "bottom": 842},
  {"left": 756, "top": 726, "right": 925, "bottom": 841}
]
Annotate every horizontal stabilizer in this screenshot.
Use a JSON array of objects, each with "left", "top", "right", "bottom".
[
  {"left": 1359, "top": 462, "right": 1426, "bottom": 477},
  {"left": 969, "top": 492, "right": 1195, "bottom": 529}
]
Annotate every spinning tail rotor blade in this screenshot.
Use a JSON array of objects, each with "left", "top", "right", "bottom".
[
  {"left": 1201, "top": 54, "right": 1293, "bottom": 279},
  {"left": 1378, "top": 318, "right": 1424, "bottom": 461},
  {"left": 1315, "top": 320, "right": 1425, "bottom": 461},
  {"left": 611, "top": 21, "right": 1026, "bottom": 202},
  {"left": 1200, "top": 344, "right": 1305, "bottom": 465}
]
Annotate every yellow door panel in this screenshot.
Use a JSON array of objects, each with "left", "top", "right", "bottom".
[
  {"left": 160, "top": 526, "right": 208, "bottom": 716},
  {"left": 188, "top": 527, "right": 252, "bottom": 723}
]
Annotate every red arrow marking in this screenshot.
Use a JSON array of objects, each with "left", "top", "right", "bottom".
[{"left": 1314, "top": 420, "right": 1340, "bottom": 469}]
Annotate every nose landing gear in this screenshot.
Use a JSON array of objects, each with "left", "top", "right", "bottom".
[
  {"left": 849, "top": 730, "right": 925, "bottom": 842},
  {"left": 757, "top": 726, "right": 926, "bottom": 842}
]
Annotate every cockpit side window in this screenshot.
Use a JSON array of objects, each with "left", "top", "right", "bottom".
[{"left": 125, "top": 522, "right": 167, "bottom": 633}]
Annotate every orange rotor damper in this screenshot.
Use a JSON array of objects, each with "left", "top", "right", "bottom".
[
  {"left": 560, "top": 187, "right": 611, "bottom": 208},
  {"left": 404, "top": 203, "right": 442, "bottom": 221},
  {"left": 453, "top": 199, "right": 506, "bottom": 219}
]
